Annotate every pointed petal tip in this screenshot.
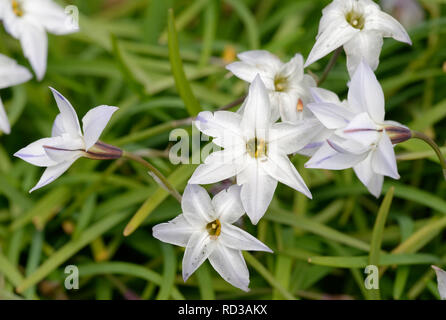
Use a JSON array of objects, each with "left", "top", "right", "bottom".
[
  {"left": 182, "top": 270, "right": 192, "bottom": 283},
  {"left": 264, "top": 246, "right": 274, "bottom": 254}
]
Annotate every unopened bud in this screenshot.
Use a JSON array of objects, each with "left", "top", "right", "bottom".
[
  {"left": 85, "top": 141, "right": 123, "bottom": 160},
  {"left": 383, "top": 125, "right": 412, "bottom": 144}
]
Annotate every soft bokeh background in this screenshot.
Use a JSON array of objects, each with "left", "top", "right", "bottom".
[{"left": 0, "top": 0, "right": 445, "bottom": 300}]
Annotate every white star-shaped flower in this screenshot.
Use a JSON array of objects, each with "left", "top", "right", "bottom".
[
  {"left": 304, "top": 0, "right": 411, "bottom": 76},
  {"left": 226, "top": 50, "right": 316, "bottom": 123},
  {"left": 14, "top": 88, "right": 119, "bottom": 192},
  {"left": 305, "top": 61, "right": 411, "bottom": 197},
  {"left": 0, "top": 0, "right": 79, "bottom": 80},
  {"left": 432, "top": 266, "right": 446, "bottom": 300},
  {"left": 189, "top": 75, "right": 323, "bottom": 224},
  {"left": 153, "top": 184, "right": 272, "bottom": 291},
  {"left": 0, "top": 53, "right": 32, "bottom": 134}
]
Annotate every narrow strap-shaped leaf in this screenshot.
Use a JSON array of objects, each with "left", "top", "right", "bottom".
[
  {"left": 123, "top": 164, "right": 197, "bottom": 236},
  {"left": 368, "top": 186, "right": 394, "bottom": 300},
  {"left": 167, "top": 9, "right": 201, "bottom": 116},
  {"left": 77, "top": 262, "right": 184, "bottom": 300},
  {"left": 244, "top": 252, "right": 297, "bottom": 300},
  {"left": 16, "top": 211, "right": 130, "bottom": 293},
  {"left": 308, "top": 253, "right": 440, "bottom": 268}
]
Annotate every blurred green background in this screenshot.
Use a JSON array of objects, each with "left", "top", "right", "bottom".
[{"left": 0, "top": 0, "right": 445, "bottom": 300}]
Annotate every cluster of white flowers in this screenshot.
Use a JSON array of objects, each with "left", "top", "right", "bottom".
[
  {"left": 152, "top": 0, "right": 414, "bottom": 291},
  {"left": 0, "top": 0, "right": 78, "bottom": 134},
  {"left": 11, "top": 0, "right": 433, "bottom": 293}
]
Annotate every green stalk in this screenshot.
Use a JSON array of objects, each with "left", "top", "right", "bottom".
[
  {"left": 411, "top": 131, "right": 446, "bottom": 180},
  {"left": 122, "top": 151, "right": 182, "bottom": 203}
]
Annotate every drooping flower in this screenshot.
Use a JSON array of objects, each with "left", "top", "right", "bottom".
[
  {"left": 432, "top": 265, "right": 446, "bottom": 300},
  {"left": 226, "top": 50, "right": 316, "bottom": 123},
  {"left": 0, "top": 0, "right": 79, "bottom": 80},
  {"left": 153, "top": 184, "right": 272, "bottom": 291},
  {"left": 14, "top": 87, "right": 120, "bottom": 192},
  {"left": 189, "top": 75, "right": 323, "bottom": 224},
  {"left": 304, "top": 0, "right": 411, "bottom": 76},
  {"left": 0, "top": 53, "right": 32, "bottom": 134},
  {"left": 305, "top": 61, "right": 411, "bottom": 197}
]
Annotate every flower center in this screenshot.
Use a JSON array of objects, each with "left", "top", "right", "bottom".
[
  {"left": 206, "top": 219, "right": 221, "bottom": 239},
  {"left": 12, "top": 0, "right": 24, "bottom": 17},
  {"left": 345, "top": 10, "right": 364, "bottom": 30},
  {"left": 246, "top": 138, "right": 267, "bottom": 159},
  {"left": 274, "top": 75, "right": 288, "bottom": 92}
]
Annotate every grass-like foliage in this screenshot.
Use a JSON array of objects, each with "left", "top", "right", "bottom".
[{"left": 0, "top": 0, "right": 445, "bottom": 300}]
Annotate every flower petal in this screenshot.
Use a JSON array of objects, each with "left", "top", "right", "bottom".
[
  {"left": 51, "top": 114, "right": 64, "bottom": 137},
  {"left": 23, "top": 0, "right": 79, "bottom": 35},
  {"left": 208, "top": 244, "right": 249, "bottom": 292},
  {"left": 14, "top": 137, "right": 62, "bottom": 167},
  {"left": 212, "top": 185, "right": 245, "bottom": 224},
  {"left": 339, "top": 112, "right": 380, "bottom": 148},
  {"left": 0, "top": 54, "right": 32, "bottom": 89},
  {"left": 238, "top": 163, "right": 277, "bottom": 225},
  {"left": 365, "top": 10, "right": 412, "bottom": 45},
  {"left": 30, "top": 157, "right": 80, "bottom": 193},
  {"left": 237, "top": 50, "right": 282, "bottom": 72},
  {"left": 306, "top": 101, "right": 354, "bottom": 129},
  {"left": 263, "top": 154, "right": 312, "bottom": 199},
  {"left": 19, "top": 22, "right": 48, "bottom": 81},
  {"left": 344, "top": 31, "right": 383, "bottom": 76},
  {"left": 279, "top": 53, "right": 305, "bottom": 84},
  {"left": 220, "top": 223, "right": 272, "bottom": 253},
  {"left": 0, "top": 98, "right": 11, "bottom": 134},
  {"left": 305, "top": 19, "right": 359, "bottom": 67},
  {"left": 348, "top": 61, "right": 385, "bottom": 123},
  {"left": 152, "top": 215, "right": 196, "bottom": 247},
  {"left": 226, "top": 61, "right": 275, "bottom": 90},
  {"left": 188, "top": 161, "right": 240, "bottom": 185},
  {"left": 353, "top": 153, "right": 384, "bottom": 197},
  {"left": 273, "top": 92, "right": 298, "bottom": 123},
  {"left": 432, "top": 266, "right": 446, "bottom": 300},
  {"left": 82, "top": 105, "right": 118, "bottom": 150},
  {"left": 305, "top": 140, "right": 368, "bottom": 170},
  {"left": 240, "top": 75, "right": 271, "bottom": 141},
  {"left": 269, "top": 119, "right": 326, "bottom": 155},
  {"left": 43, "top": 145, "right": 83, "bottom": 163},
  {"left": 182, "top": 231, "right": 216, "bottom": 281},
  {"left": 310, "top": 87, "right": 342, "bottom": 104},
  {"left": 195, "top": 110, "right": 243, "bottom": 148},
  {"left": 181, "top": 184, "right": 214, "bottom": 225},
  {"left": 49, "top": 87, "right": 82, "bottom": 138},
  {"left": 372, "top": 133, "right": 400, "bottom": 179}
]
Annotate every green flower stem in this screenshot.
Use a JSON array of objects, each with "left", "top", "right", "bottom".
[
  {"left": 411, "top": 131, "right": 446, "bottom": 180},
  {"left": 122, "top": 151, "right": 182, "bottom": 202},
  {"left": 317, "top": 46, "right": 343, "bottom": 86},
  {"left": 113, "top": 96, "right": 245, "bottom": 146}
]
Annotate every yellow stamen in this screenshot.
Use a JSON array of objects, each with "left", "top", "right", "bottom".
[
  {"left": 246, "top": 138, "right": 267, "bottom": 159},
  {"left": 345, "top": 11, "right": 364, "bottom": 30},
  {"left": 12, "top": 0, "right": 24, "bottom": 17},
  {"left": 274, "top": 75, "right": 288, "bottom": 92},
  {"left": 206, "top": 219, "right": 221, "bottom": 239}
]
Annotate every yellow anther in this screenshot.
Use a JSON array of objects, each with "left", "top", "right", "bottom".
[
  {"left": 206, "top": 219, "right": 221, "bottom": 238},
  {"left": 12, "top": 0, "right": 24, "bottom": 17},
  {"left": 247, "top": 138, "right": 267, "bottom": 159}
]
